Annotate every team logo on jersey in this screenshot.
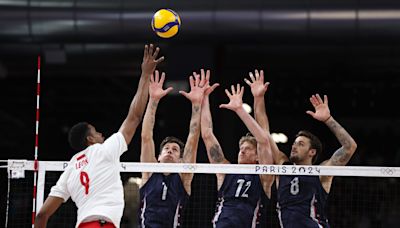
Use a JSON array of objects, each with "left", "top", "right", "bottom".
[{"left": 75, "top": 154, "right": 89, "bottom": 169}]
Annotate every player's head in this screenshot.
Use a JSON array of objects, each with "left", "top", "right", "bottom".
[
  {"left": 158, "top": 136, "right": 185, "bottom": 163},
  {"left": 290, "top": 130, "right": 322, "bottom": 165},
  {"left": 238, "top": 133, "right": 258, "bottom": 164},
  {"left": 68, "top": 122, "right": 105, "bottom": 151}
]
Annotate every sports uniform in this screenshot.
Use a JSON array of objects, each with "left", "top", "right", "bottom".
[
  {"left": 212, "top": 174, "right": 268, "bottom": 228},
  {"left": 139, "top": 173, "right": 188, "bottom": 228},
  {"left": 277, "top": 163, "right": 329, "bottom": 228},
  {"left": 49, "top": 132, "right": 127, "bottom": 228}
]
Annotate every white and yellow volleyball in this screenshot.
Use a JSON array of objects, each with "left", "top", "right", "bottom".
[{"left": 151, "top": 9, "right": 181, "bottom": 38}]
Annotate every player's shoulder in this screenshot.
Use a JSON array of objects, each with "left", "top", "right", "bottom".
[
  {"left": 70, "top": 144, "right": 102, "bottom": 160},
  {"left": 102, "top": 132, "right": 126, "bottom": 146},
  {"left": 108, "top": 132, "right": 124, "bottom": 140}
]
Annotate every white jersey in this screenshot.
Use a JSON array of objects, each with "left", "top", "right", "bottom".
[{"left": 49, "top": 132, "right": 127, "bottom": 228}]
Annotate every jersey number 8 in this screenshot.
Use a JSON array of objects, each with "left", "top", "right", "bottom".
[{"left": 290, "top": 177, "right": 299, "bottom": 195}]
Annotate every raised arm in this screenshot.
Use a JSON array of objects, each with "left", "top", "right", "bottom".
[
  {"left": 179, "top": 70, "right": 208, "bottom": 164},
  {"left": 220, "top": 83, "right": 275, "bottom": 197},
  {"left": 220, "top": 84, "right": 270, "bottom": 150},
  {"left": 178, "top": 69, "right": 209, "bottom": 195},
  {"left": 119, "top": 44, "right": 164, "bottom": 145},
  {"left": 140, "top": 71, "right": 173, "bottom": 185},
  {"left": 306, "top": 94, "right": 357, "bottom": 166},
  {"left": 245, "top": 69, "right": 288, "bottom": 165},
  {"left": 200, "top": 72, "right": 228, "bottom": 165}
]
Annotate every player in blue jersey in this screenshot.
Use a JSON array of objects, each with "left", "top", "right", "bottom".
[
  {"left": 200, "top": 70, "right": 274, "bottom": 228},
  {"left": 245, "top": 69, "right": 357, "bottom": 228},
  {"left": 138, "top": 69, "right": 208, "bottom": 227}
]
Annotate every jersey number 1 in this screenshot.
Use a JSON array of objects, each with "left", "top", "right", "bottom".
[
  {"left": 80, "top": 171, "right": 90, "bottom": 195},
  {"left": 161, "top": 182, "right": 168, "bottom": 200}
]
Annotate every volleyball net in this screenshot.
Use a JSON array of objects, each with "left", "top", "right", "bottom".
[{"left": 2, "top": 160, "right": 400, "bottom": 227}]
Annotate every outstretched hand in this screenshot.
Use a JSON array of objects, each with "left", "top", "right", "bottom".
[
  {"left": 179, "top": 69, "right": 209, "bottom": 104},
  {"left": 149, "top": 70, "right": 173, "bottom": 101},
  {"left": 219, "top": 84, "right": 244, "bottom": 112},
  {"left": 306, "top": 94, "right": 331, "bottom": 122},
  {"left": 244, "top": 69, "right": 270, "bottom": 98},
  {"left": 203, "top": 69, "right": 219, "bottom": 96},
  {"left": 141, "top": 44, "right": 164, "bottom": 75}
]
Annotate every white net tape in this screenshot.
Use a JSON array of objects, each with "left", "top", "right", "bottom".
[{"left": 5, "top": 159, "right": 400, "bottom": 177}]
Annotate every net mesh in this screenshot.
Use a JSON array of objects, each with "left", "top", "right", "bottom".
[
  {"left": 4, "top": 171, "right": 33, "bottom": 228},
  {"left": 2, "top": 161, "right": 400, "bottom": 228}
]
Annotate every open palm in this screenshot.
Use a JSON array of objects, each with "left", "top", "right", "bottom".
[
  {"left": 149, "top": 70, "right": 173, "bottom": 101},
  {"left": 180, "top": 70, "right": 208, "bottom": 104},
  {"left": 306, "top": 94, "right": 331, "bottom": 122},
  {"left": 244, "top": 69, "right": 269, "bottom": 98},
  {"left": 141, "top": 44, "right": 164, "bottom": 75},
  {"left": 220, "top": 84, "right": 244, "bottom": 111}
]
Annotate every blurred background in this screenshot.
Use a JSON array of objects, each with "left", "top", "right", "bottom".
[
  {"left": 1, "top": 0, "right": 400, "bottom": 165},
  {"left": 1, "top": 0, "right": 400, "bottom": 227}
]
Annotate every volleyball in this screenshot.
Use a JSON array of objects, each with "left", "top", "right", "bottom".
[{"left": 151, "top": 9, "right": 181, "bottom": 38}]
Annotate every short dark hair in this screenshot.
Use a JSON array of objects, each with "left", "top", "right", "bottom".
[
  {"left": 160, "top": 136, "right": 185, "bottom": 157},
  {"left": 68, "top": 122, "right": 90, "bottom": 151},
  {"left": 296, "top": 130, "right": 322, "bottom": 164}
]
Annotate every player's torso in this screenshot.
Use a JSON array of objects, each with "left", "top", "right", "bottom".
[
  {"left": 139, "top": 173, "right": 188, "bottom": 228},
  {"left": 213, "top": 174, "right": 266, "bottom": 228},
  {"left": 67, "top": 146, "right": 123, "bottom": 208},
  {"left": 277, "top": 174, "right": 329, "bottom": 228}
]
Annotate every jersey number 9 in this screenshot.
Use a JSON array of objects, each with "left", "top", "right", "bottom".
[{"left": 80, "top": 171, "right": 90, "bottom": 195}]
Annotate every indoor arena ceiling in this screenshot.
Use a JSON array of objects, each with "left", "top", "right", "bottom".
[{"left": 1, "top": 0, "right": 400, "bottom": 163}]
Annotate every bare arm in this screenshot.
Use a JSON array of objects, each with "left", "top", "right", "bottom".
[
  {"left": 181, "top": 103, "right": 201, "bottom": 164},
  {"left": 220, "top": 83, "right": 275, "bottom": 197},
  {"left": 180, "top": 70, "right": 210, "bottom": 164},
  {"left": 140, "top": 71, "right": 173, "bottom": 186},
  {"left": 220, "top": 84, "right": 270, "bottom": 151},
  {"left": 119, "top": 44, "right": 164, "bottom": 145},
  {"left": 179, "top": 70, "right": 210, "bottom": 194},
  {"left": 200, "top": 76, "right": 228, "bottom": 165},
  {"left": 34, "top": 196, "right": 64, "bottom": 228},
  {"left": 200, "top": 75, "right": 227, "bottom": 190},
  {"left": 245, "top": 70, "right": 288, "bottom": 165},
  {"left": 254, "top": 95, "right": 287, "bottom": 164},
  {"left": 306, "top": 94, "right": 357, "bottom": 166},
  {"left": 140, "top": 98, "right": 159, "bottom": 164},
  {"left": 323, "top": 117, "right": 358, "bottom": 166}
]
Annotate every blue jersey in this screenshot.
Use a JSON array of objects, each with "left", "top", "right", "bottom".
[
  {"left": 139, "top": 173, "right": 188, "bottom": 228},
  {"left": 277, "top": 163, "right": 329, "bottom": 228},
  {"left": 213, "top": 174, "right": 268, "bottom": 228}
]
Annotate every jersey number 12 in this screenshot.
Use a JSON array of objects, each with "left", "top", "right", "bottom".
[{"left": 235, "top": 179, "right": 251, "bottom": 198}]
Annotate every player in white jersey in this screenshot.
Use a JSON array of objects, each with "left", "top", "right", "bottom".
[{"left": 34, "top": 44, "right": 164, "bottom": 228}]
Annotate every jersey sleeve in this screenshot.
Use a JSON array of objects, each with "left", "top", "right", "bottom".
[
  {"left": 100, "top": 132, "right": 128, "bottom": 162},
  {"left": 48, "top": 166, "right": 72, "bottom": 202}
]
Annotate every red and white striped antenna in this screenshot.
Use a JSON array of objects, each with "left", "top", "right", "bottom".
[{"left": 32, "top": 56, "right": 41, "bottom": 227}]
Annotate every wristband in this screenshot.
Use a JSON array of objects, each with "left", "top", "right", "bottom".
[{"left": 324, "top": 115, "right": 332, "bottom": 122}]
